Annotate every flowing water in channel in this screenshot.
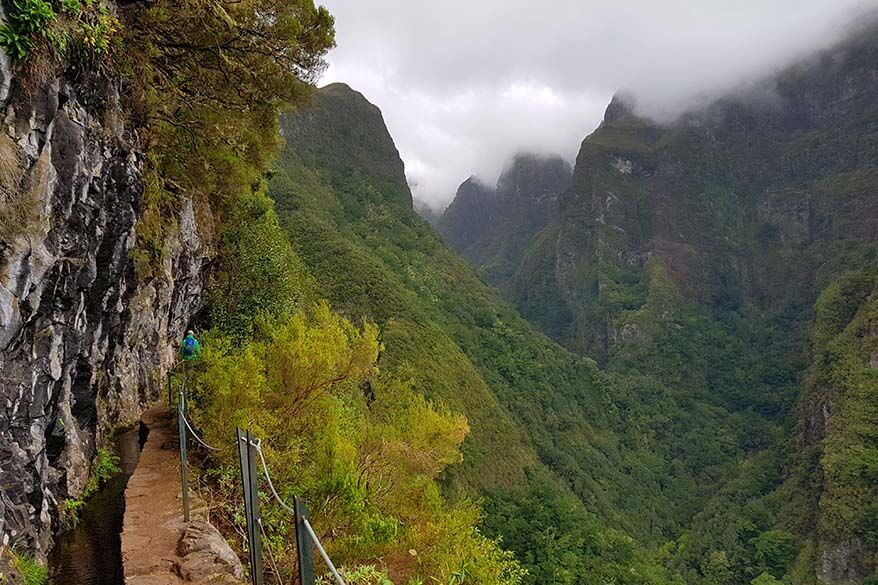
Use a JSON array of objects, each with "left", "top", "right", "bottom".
[{"left": 48, "top": 423, "right": 148, "bottom": 585}]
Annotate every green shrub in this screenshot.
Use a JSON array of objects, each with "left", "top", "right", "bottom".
[
  {"left": 186, "top": 303, "right": 524, "bottom": 584},
  {"left": 10, "top": 551, "right": 48, "bottom": 585},
  {"left": 750, "top": 530, "right": 797, "bottom": 577},
  {"left": 0, "top": 0, "right": 55, "bottom": 59}
]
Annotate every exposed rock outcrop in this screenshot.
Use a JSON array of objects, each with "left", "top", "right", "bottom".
[
  {"left": 0, "top": 61, "right": 210, "bottom": 558},
  {"left": 177, "top": 521, "right": 244, "bottom": 583}
]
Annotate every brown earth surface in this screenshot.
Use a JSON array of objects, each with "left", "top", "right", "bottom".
[{"left": 121, "top": 406, "right": 212, "bottom": 585}]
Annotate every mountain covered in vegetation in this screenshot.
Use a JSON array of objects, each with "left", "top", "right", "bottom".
[
  {"left": 438, "top": 153, "right": 572, "bottom": 288},
  {"left": 1, "top": 1, "right": 875, "bottom": 584},
  {"left": 438, "top": 18, "right": 878, "bottom": 585}
]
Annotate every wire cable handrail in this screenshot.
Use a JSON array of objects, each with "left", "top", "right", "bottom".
[
  {"left": 245, "top": 436, "right": 347, "bottom": 585},
  {"left": 174, "top": 370, "right": 346, "bottom": 585},
  {"left": 181, "top": 410, "right": 223, "bottom": 452},
  {"left": 302, "top": 517, "right": 346, "bottom": 585},
  {"left": 179, "top": 390, "right": 223, "bottom": 452},
  {"left": 246, "top": 437, "right": 297, "bottom": 517}
]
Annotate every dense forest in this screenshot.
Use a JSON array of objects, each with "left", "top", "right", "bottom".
[{"left": 0, "top": 1, "right": 875, "bottom": 585}]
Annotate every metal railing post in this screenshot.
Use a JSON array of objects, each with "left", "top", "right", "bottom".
[
  {"left": 295, "top": 497, "right": 316, "bottom": 585},
  {"left": 178, "top": 388, "right": 190, "bottom": 522},
  {"left": 238, "top": 428, "right": 264, "bottom": 585}
]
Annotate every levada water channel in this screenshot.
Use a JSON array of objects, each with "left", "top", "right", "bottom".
[{"left": 48, "top": 423, "right": 148, "bottom": 584}]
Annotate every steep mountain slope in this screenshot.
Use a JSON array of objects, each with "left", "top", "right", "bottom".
[
  {"left": 508, "top": 24, "right": 877, "bottom": 363},
  {"left": 786, "top": 272, "right": 877, "bottom": 583},
  {"left": 265, "top": 82, "right": 824, "bottom": 584},
  {"left": 439, "top": 154, "right": 572, "bottom": 289},
  {"left": 449, "top": 19, "right": 878, "bottom": 585}
]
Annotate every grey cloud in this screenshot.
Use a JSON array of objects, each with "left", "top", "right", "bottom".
[{"left": 319, "top": 0, "right": 877, "bottom": 209}]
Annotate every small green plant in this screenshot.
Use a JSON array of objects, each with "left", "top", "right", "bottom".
[
  {"left": 60, "top": 0, "right": 84, "bottom": 14},
  {"left": 0, "top": 0, "right": 55, "bottom": 59},
  {"left": 59, "top": 448, "right": 120, "bottom": 528},
  {"left": 79, "top": 12, "right": 117, "bottom": 55},
  {"left": 10, "top": 550, "right": 48, "bottom": 585},
  {"left": 83, "top": 447, "right": 121, "bottom": 494},
  {"left": 338, "top": 565, "right": 394, "bottom": 585},
  {"left": 7, "top": 0, "right": 54, "bottom": 34},
  {"left": 58, "top": 497, "right": 86, "bottom": 529},
  {"left": 0, "top": 23, "right": 29, "bottom": 60},
  {"left": 0, "top": 0, "right": 118, "bottom": 61}
]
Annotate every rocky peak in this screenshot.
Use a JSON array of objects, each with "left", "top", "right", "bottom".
[
  {"left": 281, "top": 83, "right": 413, "bottom": 209},
  {"left": 437, "top": 176, "right": 496, "bottom": 252},
  {"left": 602, "top": 92, "right": 636, "bottom": 124},
  {"left": 496, "top": 153, "right": 572, "bottom": 203},
  {"left": 457, "top": 175, "right": 496, "bottom": 206}
]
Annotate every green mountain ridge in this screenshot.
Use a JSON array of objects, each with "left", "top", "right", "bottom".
[
  {"left": 258, "top": 64, "right": 875, "bottom": 580},
  {"left": 437, "top": 18, "right": 878, "bottom": 585},
  {"left": 438, "top": 153, "right": 572, "bottom": 290}
]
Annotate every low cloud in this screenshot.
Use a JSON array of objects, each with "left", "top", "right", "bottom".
[{"left": 319, "top": 0, "right": 876, "bottom": 210}]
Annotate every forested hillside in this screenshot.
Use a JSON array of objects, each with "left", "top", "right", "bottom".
[
  {"left": 438, "top": 17, "right": 878, "bottom": 585},
  {"left": 266, "top": 82, "right": 685, "bottom": 583},
  {"left": 255, "top": 74, "right": 875, "bottom": 584}
]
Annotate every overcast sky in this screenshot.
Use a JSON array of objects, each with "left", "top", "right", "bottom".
[{"left": 319, "top": 1, "right": 876, "bottom": 211}]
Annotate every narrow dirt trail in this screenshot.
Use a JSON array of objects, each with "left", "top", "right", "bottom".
[{"left": 120, "top": 406, "right": 193, "bottom": 585}]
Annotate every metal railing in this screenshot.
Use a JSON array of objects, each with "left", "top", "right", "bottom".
[{"left": 175, "top": 377, "right": 346, "bottom": 585}]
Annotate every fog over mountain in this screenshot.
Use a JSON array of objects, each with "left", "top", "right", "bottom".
[{"left": 319, "top": 0, "right": 876, "bottom": 210}]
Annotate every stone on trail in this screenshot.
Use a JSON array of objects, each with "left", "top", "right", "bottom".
[{"left": 176, "top": 521, "right": 244, "bottom": 582}]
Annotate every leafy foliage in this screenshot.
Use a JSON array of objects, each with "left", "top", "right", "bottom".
[
  {"left": 0, "top": 0, "right": 54, "bottom": 59},
  {"left": 119, "top": 0, "right": 335, "bottom": 276},
  {"left": 187, "top": 302, "right": 524, "bottom": 584},
  {"left": 208, "top": 191, "right": 316, "bottom": 338},
  {"left": 9, "top": 550, "right": 48, "bottom": 585},
  {"left": 0, "top": 0, "right": 119, "bottom": 61},
  {"left": 265, "top": 73, "right": 878, "bottom": 584}
]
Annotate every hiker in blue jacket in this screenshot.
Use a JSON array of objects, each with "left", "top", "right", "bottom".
[{"left": 180, "top": 330, "right": 202, "bottom": 362}]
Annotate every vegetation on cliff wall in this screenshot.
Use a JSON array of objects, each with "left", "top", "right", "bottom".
[
  {"left": 781, "top": 272, "right": 878, "bottom": 582},
  {"left": 118, "top": 0, "right": 335, "bottom": 276}
]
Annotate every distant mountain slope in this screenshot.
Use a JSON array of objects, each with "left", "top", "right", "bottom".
[
  {"left": 441, "top": 19, "right": 878, "bottom": 585},
  {"left": 266, "top": 81, "right": 848, "bottom": 584},
  {"left": 438, "top": 154, "right": 572, "bottom": 288},
  {"left": 508, "top": 24, "right": 878, "bottom": 362}
]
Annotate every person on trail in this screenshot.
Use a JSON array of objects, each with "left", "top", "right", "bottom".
[{"left": 180, "top": 330, "right": 202, "bottom": 362}]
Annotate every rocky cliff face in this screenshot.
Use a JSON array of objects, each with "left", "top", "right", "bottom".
[
  {"left": 505, "top": 22, "right": 878, "bottom": 361},
  {"left": 438, "top": 153, "right": 571, "bottom": 287},
  {"left": 0, "top": 60, "right": 209, "bottom": 557}
]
